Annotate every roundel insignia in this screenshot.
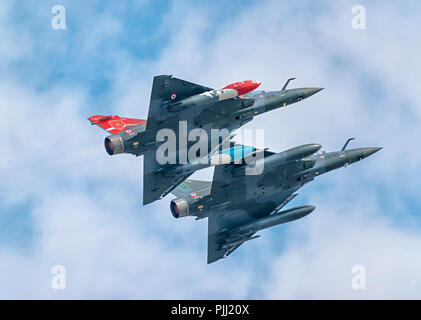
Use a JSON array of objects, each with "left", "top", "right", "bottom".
[
  {"left": 126, "top": 129, "right": 133, "bottom": 134},
  {"left": 170, "top": 93, "right": 177, "bottom": 100},
  {"left": 190, "top": 192, "right": 198, "bottom": 198}
]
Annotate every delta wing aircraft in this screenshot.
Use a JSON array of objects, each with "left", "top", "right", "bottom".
[
  {"left": 89, "top": 75, "right": 323, "bottom": 204},
  {"left": 170, "top": 139, "right": 381, "bottom": 263}
]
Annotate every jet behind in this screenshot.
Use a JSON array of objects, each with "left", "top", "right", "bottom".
[{"left": 89, "top": 75, "right": 323, "bottom": 204}]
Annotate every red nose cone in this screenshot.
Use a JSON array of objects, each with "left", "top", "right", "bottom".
[{"left": 223, "top": 80, "right": 261, "bottom": 96}]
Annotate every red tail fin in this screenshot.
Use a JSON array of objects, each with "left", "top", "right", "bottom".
[{"left": 88, "top": 115, "right": 146, "bottom": 134}]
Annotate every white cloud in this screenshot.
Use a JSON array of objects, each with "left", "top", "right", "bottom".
[
  {"left": 0, "top": 1, "right": 33, "bottom": 68},
  {"left": 263, "top": 189, "right": 421, "bottom": 299}
]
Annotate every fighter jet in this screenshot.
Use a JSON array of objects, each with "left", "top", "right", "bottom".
[
  {"left": 169, "top": 138, "right": 381, "bottom": 263},
  {"left": 89, "top": 75, "right": 323, "bottom": 205}
]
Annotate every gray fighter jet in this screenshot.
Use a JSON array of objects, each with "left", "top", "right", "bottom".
[
  {"left": 89, "top": 75, "right": 323, "bottom": 204},
  {"left": 170, "top": 138, "right": 381, "bottom": 263}
]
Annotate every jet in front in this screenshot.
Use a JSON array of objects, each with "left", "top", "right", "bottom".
[{"left": 169, "top": 139, "right": 381, "bottom": 263}]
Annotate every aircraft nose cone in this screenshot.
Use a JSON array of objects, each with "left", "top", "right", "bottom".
[
  {"left": 364, "top": 147, "right": 383, "bottom": 157},
  {"left": 306, "top": 88, "right": 324, "bottom": 97}
]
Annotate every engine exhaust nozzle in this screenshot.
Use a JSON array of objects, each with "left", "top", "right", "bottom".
[{"left": 104, "top": 135, "right": 124, "bottom": 155}]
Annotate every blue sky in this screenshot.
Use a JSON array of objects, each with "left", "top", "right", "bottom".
[{"left": 0, "top": 0, "right": 421, "bottom": 298}]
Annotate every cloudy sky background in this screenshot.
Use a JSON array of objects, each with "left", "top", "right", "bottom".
[{"left": 0, "top": 0, "right": 420, "bottom": 298}]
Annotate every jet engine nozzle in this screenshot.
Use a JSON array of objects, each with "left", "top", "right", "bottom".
[
  {"left": 170, "top": 198, "right": 190, "bottom": 218},
  {"left": 104, "top": 135, "right": 124, "bottom": 155}
]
